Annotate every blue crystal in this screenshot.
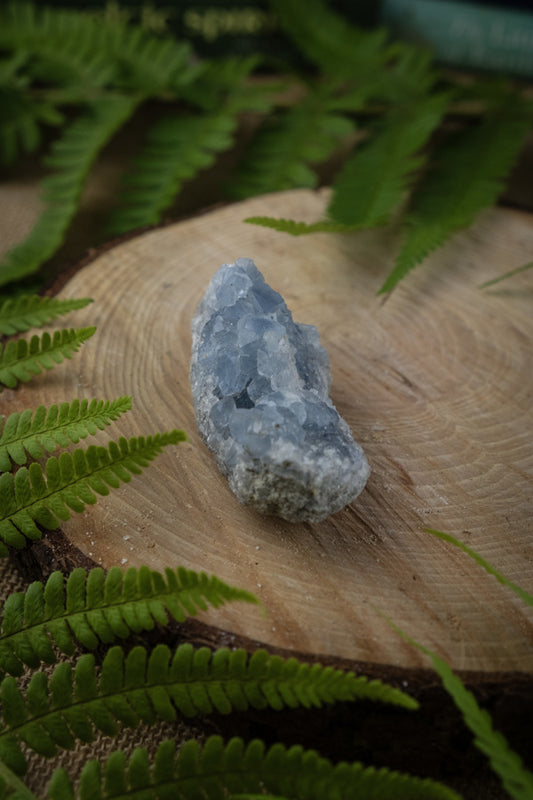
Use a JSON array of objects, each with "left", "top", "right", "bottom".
[{"left": 190, "top": 258, "right": 370, "bottom": 522}]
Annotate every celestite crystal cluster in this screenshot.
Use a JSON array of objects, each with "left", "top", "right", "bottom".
[{"left": 190, "top": 258, "right": 370, "bottom": 522}]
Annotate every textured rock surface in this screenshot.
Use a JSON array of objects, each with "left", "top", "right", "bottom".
[{"left": 190, "top": 258, "right": 370, "bottom": 522}]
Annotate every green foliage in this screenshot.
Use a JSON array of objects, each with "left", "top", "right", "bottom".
[
  {"left": 271, "top": 0, "right": 390, "bottom": 83},
  {"left": 246, "top": 2, "right": 532, "bottom": 292},
  {"left": 0, "top": 327, "right": 96, "bottom": 389},
  {"left": 389, "top": 622, "right": 533, "bottom": 800},
  {"left": 242, "top": 216, "right": 361, "bottom": 235},
  {"left": 426, "top": 529, "right": 533, "bottom": 609},
  {"left": 109, "top": 111, "right": 240, "bottom": 234},
  {"left": 0, "top": 95, "right": 139, "bottom": 288},
  {"left": 0, "top": 83, "right": 62, "bottom": 168},
  {"left": 478, "top": 261, "right": 533, "bottom": 289},
  {"left": 0, "top": 397, "right": 132, "bottom": 471},
  {"left": 0, "top": 566, "right": 258, "bottom": 676},
  {"left": 0, "top": 431, "right": 185, "bottom": 555},
  {"left": 0, "top": 3, "right": 193, "bottom": 96},
  {"left": 0, "top": 296, "right": 92, "bottom": 336},
  {"left": 0, "top": 760, "right": 35, "bottom": 800},
  {"left": 108, "top": 56, "right": 276, "bottom": 233},
  {"left": 231, "top": 83, "right": 355, "bottom": 199},
  {"left": 432, "top": 655, "right": 533, "bottom": 800},
  {"left": 48, "top": 735, "right": 460, "bottom": 800},
  {"left": 0, "top": 642, "right": 418, "bottom": 775},
  {"left": 327, "top": 92, "right": 450, "bottom": 227},
  {"left": 378, "top": 95, "right": 533, "bottom": 293},
  {"left": 1, "top": 0, "right": 531, "bottom": 292}
]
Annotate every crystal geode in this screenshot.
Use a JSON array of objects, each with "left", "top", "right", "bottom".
[{"left": 190, "top": 258, "right": 370, "bottom": 522}]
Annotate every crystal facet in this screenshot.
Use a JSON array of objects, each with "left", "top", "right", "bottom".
[{"left": 190, "top": 258, "right": 370, "bottom": 522}]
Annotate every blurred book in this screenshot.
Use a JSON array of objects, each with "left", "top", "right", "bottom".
[
  {"left": 380, "top": 0, "right": 533, "bottom": 78},
  {"left": 45, "top": 0, "right": 533, "bottom": 78}
]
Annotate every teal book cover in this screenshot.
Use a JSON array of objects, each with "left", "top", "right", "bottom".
[{"left": 381, "top": 0, "right": 533, "bottom": 77}]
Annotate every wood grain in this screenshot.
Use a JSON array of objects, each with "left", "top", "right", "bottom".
[{"left": 7, "top": 189, "right": 533, "bottom": 673}]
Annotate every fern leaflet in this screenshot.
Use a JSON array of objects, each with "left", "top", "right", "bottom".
[
  {"left": 0, "top": 327, "right": 96, "bottom": 390},
  {"left": 0, "top": 295, "right": 92, "bottom": 336},
  {"left": 0, "top": 95, "right": 138, "bottom": 288},
  {"left": 271, "top": 0, "right": 390, "bottom": 83},
  {"left": 109, "top": 57, "right": 276, "bottom": 234},
  {"left": 231, "top": 85, "right": 354, "bottom": 199},
  {"left": 244, "top": 216, "right": 363, "bottom": 235},
  {"left": 47, "top": 734, "right": 460, "bottom": 800},
  {"left": 0, "top": 430, "right": 185, "bottom": 554},
  {"left": 0, "top": 396, "right": 132, "bottom": 471},
  {"left": 0, "top": 566, "right": 258, "bottom": 676},
  {"left": 108, "top": 111, "right": 240, "bottom": 234},
  {"left": 379, "top": 95, "right": 533, "bottom": 294},
  {"left": 426, "top": 529, "right": 533, "bottom": 609},
  {"left": 478, "top": 260, "right": 533, "bottom": 289},
  {"left": 389, "top": 622, "right": 533, "bottom": 800},
  {"left": 0, "top": 84, "right": 62, "bottom": 166},
  {"left": 328, "top": 93, "right": 451, "bottom": 227},
  {"left": 0, "top": 642, "right": 417, "bottom": 775},
  {"left": 0, "top": 760, "right": 36, "bottom": 800}
]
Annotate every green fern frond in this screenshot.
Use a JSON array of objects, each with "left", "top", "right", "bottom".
[
  {"left": 271, "top": 0, "right": 390, "bottom": 83},
  {"left": 0, "top": 3, "right": 192, "bottom": 95},
  {"left": 388, "top": 623, "right": 533, "bottom": 800},
  {"left": 244, "top": 216, "right": 362, "bottom": 235},
  {"left": 231, "top": 86, "right": 354, "bottom": 199},
  {"left": 0, "top": 642, "right": 416, "bottom": 775},
  {"left": 0, "top": 566, "right": 258, "bottom": 676},
  {"left": 108, "top": 111, "right": 240, "bottom": 234},
  {"left": 0, "top": 327, "right": 96, "bottom": 390},
  {"left": 0, "top": 396, "right": 132, "bottom": 471},
  {"left": 0, "top": 85, "right": 63, "bottom": 166},
  {"left": 328, "top": 93, "right": 451, "bottom": 227},
  {"left": 0, "top": 430, "right": 185, "bottom": 555},
  {"left": 96, "top": 20, "right": 193, "bottom": 95},
  {"left": 0, "top": 296, "right": 92, "bottom": 336},
  {"left": 0, "top": 3, "right": 113, "bottom": 90},
  {"left": 109, "top": 56, "right": 275, "bottom": 234},
  {"left": 48, "top": 735, "right": 460, "bottom": 800},
  {"left": 0, "top": 95, "right": 138, "bottom": 288},
  {"left": 426, "top": 529, "right": 533, "bottom": 609},
  {"left": 378, "top": 94, "right": 533, "bottom": 294}
]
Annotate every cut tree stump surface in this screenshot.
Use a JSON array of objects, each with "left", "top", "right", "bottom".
[{"left": 9, "top": 189, "right": 533, "bottom": 675}]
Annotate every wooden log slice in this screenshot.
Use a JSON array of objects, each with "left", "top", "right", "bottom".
[{"left": 7, "top": 188, "right": 533, "bottom": 676}]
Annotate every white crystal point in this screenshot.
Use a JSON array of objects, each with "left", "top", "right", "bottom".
[{"left": 190, "top": 257, "right": 370, "bottom": 522}]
